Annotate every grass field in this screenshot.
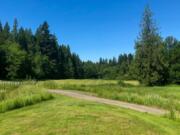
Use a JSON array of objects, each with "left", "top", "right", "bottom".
[
  {"left": 0, "top": 95, "right": 180, "bottom": 135},
  {"left": 0, "top": 79, "right": 180, "bottom": 135},
  {"left": 42, "top": 80, "right": 180, "bottom": 112}
]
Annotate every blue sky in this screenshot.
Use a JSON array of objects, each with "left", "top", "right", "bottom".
[{"left": 0, "top": 0, "right": 180, "bottom": 61}]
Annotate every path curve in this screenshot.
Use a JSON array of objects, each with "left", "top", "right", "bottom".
[{"left": 49, "top": 90, "right": 168, "bottom": 115}]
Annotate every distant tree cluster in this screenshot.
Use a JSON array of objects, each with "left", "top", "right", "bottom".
[
  {"left": 0, "top": 5, "right": 179, "bottom": 85},
  {"left": 96, "top": 54, "right": 133, "bottom": 79}
]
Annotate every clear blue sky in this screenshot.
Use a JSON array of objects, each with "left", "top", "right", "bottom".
[{"left": 0, "top": 0, "right": 180, "bottom": 61}]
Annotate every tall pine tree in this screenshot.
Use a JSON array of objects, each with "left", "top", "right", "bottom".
[
  {"left": 12, "top": 18, "right": 18, "bottom": 42},
  {"left": 35, "top": 22, "right": 59, "bottom": 78},
  {"left": 134, "top": 5, "right": 168, "bottom": 86}
]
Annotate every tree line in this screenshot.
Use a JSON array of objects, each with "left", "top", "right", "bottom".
[
  {"left": 0, "top": 5, "right": 179, "bottom": 85},
  {"left": 0, "top": 20, "right": 84, "bottom": 80}
]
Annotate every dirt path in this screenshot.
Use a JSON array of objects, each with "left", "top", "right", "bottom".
[{"left": 49, "top": 90, "right": 168, "bottom": 115}]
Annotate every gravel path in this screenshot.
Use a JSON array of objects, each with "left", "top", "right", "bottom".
[{"left": 49, "top": 89, "right": 168, "bottom": 115}]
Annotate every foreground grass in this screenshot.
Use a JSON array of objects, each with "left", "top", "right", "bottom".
[{"left": 0, "top": 95, "right": 180, "bottom": 135}]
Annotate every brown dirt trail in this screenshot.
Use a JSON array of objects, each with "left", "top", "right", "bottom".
[{"left": 49, "top": 89, "right": 168, "bottom": 115}]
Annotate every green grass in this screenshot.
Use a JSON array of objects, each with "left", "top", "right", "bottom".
[
  {"left": 0, "top": 95, "right": 180, "bottom": 135},
  {"left": 0, "top": 81, "right": 53, "bottom": 113},
  {"left": 42, "top": 79, "right": 117, "bottom": 88},
  {"left": 0, "top": 79, "right": 180, "bottom": 134},
  {"left": 43, "top": 80, "right": 180, "bottom": 112}
]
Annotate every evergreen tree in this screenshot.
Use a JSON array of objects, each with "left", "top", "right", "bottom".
[
  {"left": 35, "top": 22, "right": 58, "bottom": 59},
  {"left": 3, "top": 22, "right": 10, "bottom": 41},
  {"left": 164, "top": 36, "right": 180, "bottom": 83},
  {"left": 12, "top": 18, "right": 18, "bottom": 41},
  {"left": 71, "top": 53, "right": 84, "bottom": 78},
  {"left": 18, "top": 27, "right": 34, "bottom": 51},
  {"left": 0, "top": 21, "right": 2, "bottom": 32},
  {"left": 0, "top": 22, "right": 10, "bottom": 44},
  {"left": 0, "top": 21, "right": 3, "bottom": 44},
  {"left": 134, "top": 5, "right": 168, "bottom": 85},
  {"left": 35, "top": 21, "right": 59, "bottom": 78},
  {"left": 58, "top": 45, "right": 74, "bottom": 78}
]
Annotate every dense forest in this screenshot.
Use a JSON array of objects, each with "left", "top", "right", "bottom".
[{"left": 0, "top": 6, "right": 179, "bottom": 85}]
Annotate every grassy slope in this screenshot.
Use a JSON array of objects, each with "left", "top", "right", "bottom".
[{"left": 0, "top": 95, "right": 180, "bottom": 135}]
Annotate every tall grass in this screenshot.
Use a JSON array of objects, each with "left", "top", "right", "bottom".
[
  {"left": 53, "top": 80, "right": 180, "bottom": 112},
  {"left": 0, "top": 81, "right": 53, "bottom": 113},
  {"left": 0, "top": 81, "right": 22, "bottom": 91},
  {"left": 42, "top": 80, "right": 59, "bottom": 89},
  {"left": 0, "top": 93, "right": 53, "bottom": 113}
]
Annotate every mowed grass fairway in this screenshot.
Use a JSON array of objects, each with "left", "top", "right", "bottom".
[
  {"left": 0, "top": 79, "right": 180, "bottom": 135},
  {"left": 0, "top": 95, "right": 180, "bottom": 135}
]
